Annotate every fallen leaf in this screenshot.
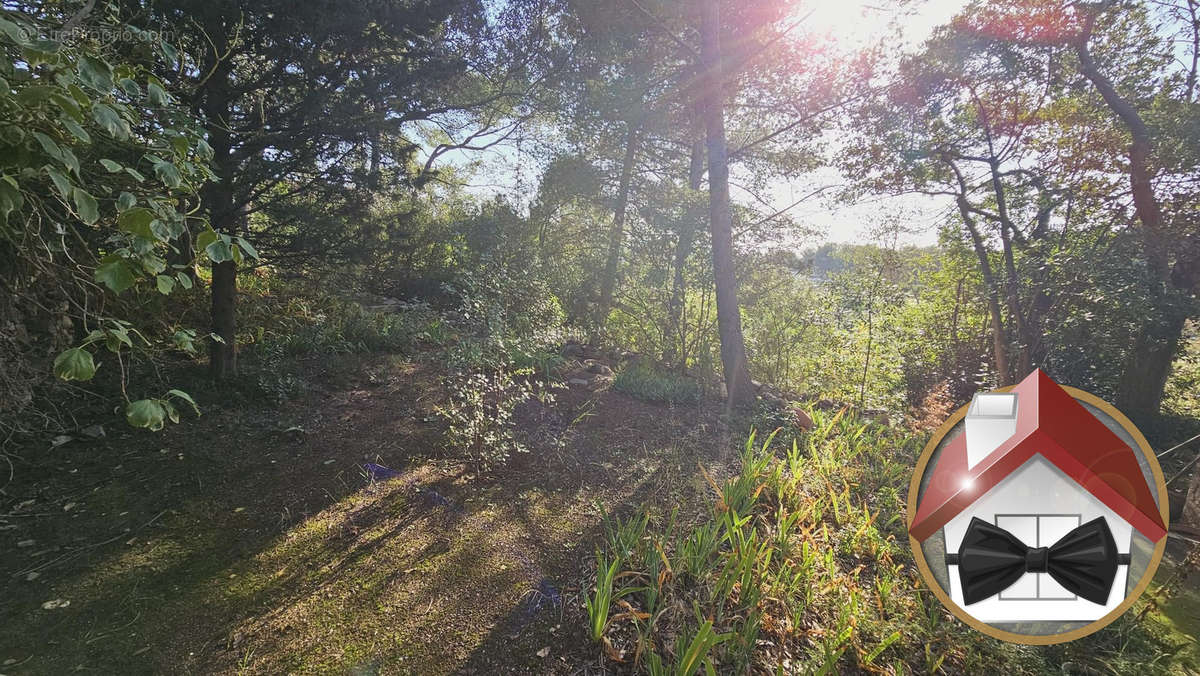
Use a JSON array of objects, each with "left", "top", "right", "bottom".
[
  {"left": 536, "top": 647, "right": 550, "bottom": 658},
  {"left": 41, "top": 599, "right": 70, "bottom": 610},
  {"left": 80, "top": 424, "right": 105, "bottom": 438},
  {"left": 17, "top": 539, "right": 35, "bottom": 548},
  {"left": 50, "top": 435, "right": 73, "bottom": 448},
  {"left": 25, "top": 572, "right": 39, "bottom": 581}
]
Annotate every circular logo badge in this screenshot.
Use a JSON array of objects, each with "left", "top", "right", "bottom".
[{"left": 906, "top": 370, "right": 1170, "bottom": 644}]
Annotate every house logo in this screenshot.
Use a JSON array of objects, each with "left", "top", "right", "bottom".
[{"left": 907, "top": 370, "right": 1169, "bottom": 644}]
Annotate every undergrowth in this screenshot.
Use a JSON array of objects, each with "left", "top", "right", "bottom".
[
  {"left": 585, "top": 410, "right": 1198, "bottom": 674},
  {"left": 613, "top": 364, "right": 701, "bottom": 405}
]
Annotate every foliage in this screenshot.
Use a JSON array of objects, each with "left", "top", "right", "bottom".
[
  {"left": 436, "top": 365, "right": 542, "bottom": 470},
  {"left": 0, "top": 5, "right": 228, "bottom": 432},
  {"left": 613, "top": 363, "right": 702, "bottom": 405},
  {"left": 585, "top": 421, "right": 1197, "bottom": 674}
]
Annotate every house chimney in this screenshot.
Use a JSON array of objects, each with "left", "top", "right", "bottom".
[{"left": 965, "top": 392, "right": 1018, "bottom": 469}]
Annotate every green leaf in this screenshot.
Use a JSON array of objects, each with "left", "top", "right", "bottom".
[
  {"left": 176, "top": 271, "right": 193, "bottom": 289},
  {"left": 50, "top": 93, "right": 82, "bottom": 121},
  {"left": 117, "top": 207, "right": 155, "bottom": 238},
  {"left": 94, "top": 256, "right": 135, "bottom": 293},
  {"left": 196, "top": 138, "right": 213, "bottom": 160},
  {"left": 60, "top": 117, "right": 90, "bottom": 143},
  {"left": 72, "top": 187, "right": 99, "bottom": 224},
  {"left": 117, "top": 191, "right": 137, "bottom": 211},
  {"left": 0, "top": 17, "right": 31, "bottom": 46},
  {"left": 53, "top": 348, "right": 97, "bottom": 382},
  {"left": 126, "top": 399, "right": 166, "bottom": 431},
  {"left": 99, "top": 159, "right": 123, "bottom": 173},
  {"left": 32, "top": 131, "right": 62, "bottom": 160},
  {"left": 167, "top": 389, "right": 200, "bottom": 416},
  {"left": 171, "top": 329, "right": 196, "bottom": 353},
  {"left": 59, "top": 147, "right": 80, "bottom": 176},
  {"left": 141, "top": 254, "right": 166, "bottom": 275},
  {"left": 0, "top": 177, "right": 22, "bottom": 223},
  {"left": 78, "top": 55, "right": 114, "bottom": 92},
  {"left": 147, "top": 81, "right": 169, "bottom": 106},
  {"left": 124, "top": 167, "right": 146, "bottom": 182},
  {"left": 153, "top": 160, "right": 182, "bottom": 188},
  {"left": 234, "top": 236, "right": 260, "bottom": 260},
  {"left": 206, "top": 238, "right": 233, "bottom": 263},
  {"left": 45, "top": 166, "right": 71, "bottom": 201},
  {"left": 195, "top": 227, "right": 218, "bottom": 253},
  {"left": 15, "top": 86, "right": 54, "bottom": 106},
  {"left": 118, "top": 77, "right": 140, "bottom": 97},
  {"left": 91, "top": 103, "right": 129, "bottom": 140},
  {"left": 156, "top": 274, "right": 175, "bottom": 294}
]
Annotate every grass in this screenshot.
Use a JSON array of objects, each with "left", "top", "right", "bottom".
[
  {"left": 613, "top": 363, "right": 702, "bottom": 405},
  {"left": 583, "top": 410, "right": 1200, "bottom": 674}
]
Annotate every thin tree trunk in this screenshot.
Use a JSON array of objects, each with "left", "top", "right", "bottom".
[
  {"left": 200, "top": 42, "right": 238, "bottom": 379},
  {"left": 699, "top": 0, "right": 754, "bottom": 408},
  {"left": 595, "top": 121, "right": 641, "bottom": 330},
  {"left": 955, "top": 192, "right": 1011, "bottom": 385}
]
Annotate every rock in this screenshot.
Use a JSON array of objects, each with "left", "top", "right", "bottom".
[
  {"left": 863, "top": 408, "right": 890, "bottom": 426},
  {"left": 568, "top": 378, "right": 591, "bottom": 387},
  {"left": 814, "top": 398, "right": 842, "bottom": 411},
  {"left": 584, "top": 360, "right": 613, "bottom": 376},
  {"left": 560, "top": 342, "right": 585, "bottom": 359},
  {"left": 793, "top": 407, "right": 814, "bottom": 431}
]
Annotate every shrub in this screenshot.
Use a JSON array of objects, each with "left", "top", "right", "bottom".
[
  {"left": 613, "top": 364, "right": 701, "bottom": 404},
  {"left": 436, "top": 366, "right": 539, "bottom": 470}
]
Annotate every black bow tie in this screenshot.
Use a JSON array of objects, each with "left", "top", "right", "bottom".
[{"left": 945, "top": 516, "right": 1130, "bottom": 605}]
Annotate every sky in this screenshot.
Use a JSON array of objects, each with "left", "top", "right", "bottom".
[
  {"left": 760, "top": 0, "right": 969, "bottom": 247},
  {"left": 431, "top": 0, "right": 971, "bottom": 249}
]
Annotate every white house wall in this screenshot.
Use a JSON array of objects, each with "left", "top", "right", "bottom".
[{"left": 943, "top": 454, "right": 1133, "bottom": 623}]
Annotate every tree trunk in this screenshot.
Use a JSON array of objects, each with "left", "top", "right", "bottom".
[
  {"left": 665, "top": 113, "right": 707, "bottom": 368},
  {"left": 1116, "top": 312, "right": 1187, "bottom": 425},
  {"left": 595, "top": 121, "right": 641, "bottom": 331},
  {"left": 955, "top": 193, "right": 1011, "bottom": 386},
  {"left": 209, "top": 259, "right": 237, "bottom": 378},
  {"left": 199, "top": 41, "right": 238, "bottom": 379},
  {"left": 1075, "top": 17, "right": 1197, "bottom": 422},
  {"left": 699, "top": 0, "right": 754, "bottom": 408}
]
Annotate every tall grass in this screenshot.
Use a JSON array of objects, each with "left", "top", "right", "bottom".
[{"left": 582, "top": 410, "right": 1196, "bottom": 674}]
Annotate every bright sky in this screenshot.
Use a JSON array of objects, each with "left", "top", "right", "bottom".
[
  {"left": 436, "top": 0, "right": 971, "bottom": 249},
  {"left": 760, "top": 0, "right": 970, "bottom": 248}
]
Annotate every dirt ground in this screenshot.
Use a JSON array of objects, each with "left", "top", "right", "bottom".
[{"left": 0, "top": 352, "right": 728, "bottom": 674}]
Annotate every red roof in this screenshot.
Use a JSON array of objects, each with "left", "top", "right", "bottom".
[{"left": 909, "top": 370, "right": 1166, "bottom": 543}]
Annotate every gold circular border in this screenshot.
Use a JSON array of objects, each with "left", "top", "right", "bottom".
[{"left": 906, "top": 384, "right": 1170, "bottom": 645}]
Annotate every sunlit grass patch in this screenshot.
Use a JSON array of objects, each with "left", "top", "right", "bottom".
[
  {"left": 582, "top": 411, "right": 1198, "bottom": 674},
  {"left": 612, "top": 364, "right": 701, "bottom": 405}
]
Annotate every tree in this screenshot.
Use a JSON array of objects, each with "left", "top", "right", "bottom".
[
  {"left": 960, "top": 0, "right": 1200, "bottom": 422},
  {"left": 136, "top": 0, "right": 551, "bottom": 378},
  {"left": 698, "top": 0, "right": 754, "bottom": 407}
]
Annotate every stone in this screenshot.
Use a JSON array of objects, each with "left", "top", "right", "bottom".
[
  {"left": 863, "top": 408, "right": 890, "bottom": 426},
  {"left": 793, "top": 407, "right": 814, "bottom": 431},
  {"left": 584, "top": 360, "right": 613, "bottom": 376},
  {"left": 568, "top": 378, "right": 591, "bottom": 387},
  {"left": 560, "top": 342, "right": 585, "bottom": 359}
]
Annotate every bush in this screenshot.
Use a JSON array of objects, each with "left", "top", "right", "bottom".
[
  {"left": 436, "top": 366, "right": 540, "bottom": 470},
  {"left": 613, "top": 363, "right": 701, "bottom": 404}
]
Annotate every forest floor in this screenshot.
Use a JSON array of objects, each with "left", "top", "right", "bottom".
[
  {"left": 0, "top": 349, "right": 736, "bottom": 674},
  {"left": 1, "top": 347, "right": 1198, "bottom": 674}
]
